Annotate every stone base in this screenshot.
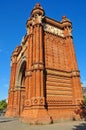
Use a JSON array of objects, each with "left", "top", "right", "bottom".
[
  {"left": 47, "top": 107, "right": 82, "bottom": 123},
  {"left": 20, "top": 108, "right": 52, "bottom": 124},
  {"left": 5, "top": 107, "right": 19, "bottom": 117},
  {"left": 5, "top": 112, "right": 14, "bottom": 117}
]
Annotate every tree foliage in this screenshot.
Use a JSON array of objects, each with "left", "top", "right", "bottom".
[
  {"left": 83, "top": 96, "right": 86, "bottom": 105},
  {"left": 0, "top": 99, "right": 7, "bottom": 111}
]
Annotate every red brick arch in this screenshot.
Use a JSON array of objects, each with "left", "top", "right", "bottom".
[{"left": 15, "top": 57, "right": 26, "bottom": 88}]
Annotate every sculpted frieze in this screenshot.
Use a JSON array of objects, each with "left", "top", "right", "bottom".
[{"left": 43, "top": 23, "right": 64, "bottom": 37}]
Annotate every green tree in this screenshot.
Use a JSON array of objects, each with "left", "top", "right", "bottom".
[
  {"left": 83, "top": 96, "right": 86, "bottom": 105},
  {"left": 0, "top": 99, "right": 7, "bottom": 111}
]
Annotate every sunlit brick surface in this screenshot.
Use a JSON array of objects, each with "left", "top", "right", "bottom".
[{"left": 6, "top": 3, "right": 83, "bottom": 124}]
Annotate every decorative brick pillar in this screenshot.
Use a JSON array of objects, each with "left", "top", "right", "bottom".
[
  {"left": 21, "top": 3, "right": 51, "bottom": 124},
  {"left": 62, "top": 16, "right": 83, "bottom": 106},
  {"left": 6, "top": 47, "right": 18, "bottom": 116}
]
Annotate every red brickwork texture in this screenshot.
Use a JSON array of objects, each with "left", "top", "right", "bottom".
[{"left": 6, "top": 3, "right": 83, "bottom": 124}]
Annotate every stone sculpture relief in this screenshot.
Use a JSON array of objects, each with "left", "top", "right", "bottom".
[{"left": 43, "top": 24, "right": 64, "bottom": 37}]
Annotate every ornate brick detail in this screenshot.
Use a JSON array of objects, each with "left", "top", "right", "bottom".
[
  {"left": 47, "top": 96, "right": 73, "bottom": 106},
  {"left": 32, "top": 63, "right": 44, "bottom": 70},
  {"left": 72, "top": 70, "right": 80, "bottom": 77},
  {"left": 44, "top": 32, "right": 70, "bottom": 71},
  {"left": 25, "top": 70, "right": 32, "bottom": 77},
  {"left": 24, "top": 100, "right": 31, "bottom": 107},
  {"left": 31, "top": 97, "right": 45, "bottom": 106}
]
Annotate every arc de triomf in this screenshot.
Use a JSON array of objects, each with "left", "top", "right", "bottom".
[{"left": 6, "top": 3, "right": 83, "bottom": 124}]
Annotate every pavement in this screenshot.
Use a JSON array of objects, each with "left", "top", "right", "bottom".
[{"left": 0, "top": 116, "right": 86, "bottom": 130}]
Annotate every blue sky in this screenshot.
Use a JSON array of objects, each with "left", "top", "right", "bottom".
[{"left": 0, "top": 0, "right": 86, "bottom": 100}]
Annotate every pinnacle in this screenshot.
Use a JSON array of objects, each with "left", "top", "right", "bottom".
[
  {"left": 35, "top": 3, "right": 41, "bottom": 8},
  {"left": 62, "top": 15, "right": 71, "bottom": 22},
  {"left": 34, "top": 2, "right": 43, "bottom": 9}
]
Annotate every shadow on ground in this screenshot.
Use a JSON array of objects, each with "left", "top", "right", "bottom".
[
  {"left": 73, "top": 123, "right": 86, "bottom": 130},
  {"left": 0, "top": 116, "right": 17, "bottom": 123},
  {"left": 0, "top": 119, "right": 15, "bottom": 123}
]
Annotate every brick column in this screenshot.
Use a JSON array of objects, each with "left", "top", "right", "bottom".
[
  {"left": 6, "top": 50, "right": 17, "bottom": 116},
  {"left": 31, "top": 24, "right": 45, "bottom": 106},
  {"left": 63, "top": 20, "right": 83, "bottom": 105},
  {"left": 21, "top": 3, "right": 52, "bottom": 124},
  {"left": 24, "top": 34, "right": 33, "bottom": 108}
]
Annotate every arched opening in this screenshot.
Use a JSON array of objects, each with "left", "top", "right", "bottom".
[
  {"left": 19, "top": 61, "right": 26, "bottom": 88},
  {"left": 16, "top": 60, "right": 26, "bottom": 88},
  {"left": 15, "top": 59, "right": 26, "bottom": 115}
]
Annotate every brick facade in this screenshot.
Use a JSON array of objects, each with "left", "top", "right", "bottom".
[{"left": 6, "top": 3, "right": 83, "bottom": 124}]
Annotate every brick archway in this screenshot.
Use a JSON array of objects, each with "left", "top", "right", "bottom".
[
  {"left": 17, "top": 61, "right": 26, "bottom": 87},
  {"left": 15, "top": 57, "right": 26, "bottom": 88},
  {"left": 15, "top": 58, "right": 26, "bottom": 115}
]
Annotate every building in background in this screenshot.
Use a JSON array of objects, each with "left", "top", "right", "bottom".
[{"left": 6, "top": 3, "right": 83, "bottom": 124}]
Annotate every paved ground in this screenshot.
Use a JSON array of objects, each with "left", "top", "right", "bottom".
[{"left": 0, "top": 116, "right": 86, "bottom": 130}]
